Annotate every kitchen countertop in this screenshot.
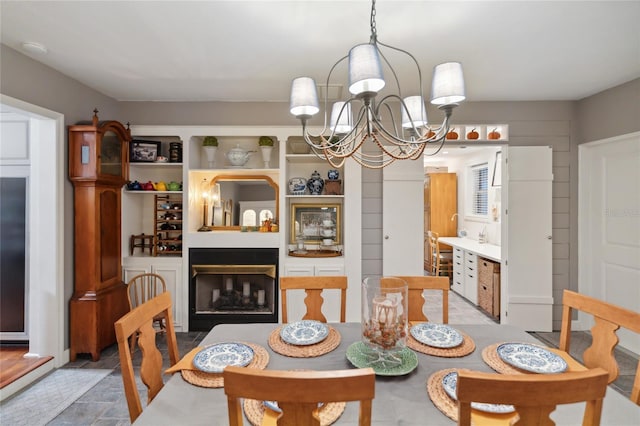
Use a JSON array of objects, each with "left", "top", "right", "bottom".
[{"left": 438, "top": 237, "right": 501, "bottom": 262}]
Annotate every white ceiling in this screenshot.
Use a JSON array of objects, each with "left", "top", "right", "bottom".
[{"left": 1, "top": 1, "right": 639, "bottom": 103}]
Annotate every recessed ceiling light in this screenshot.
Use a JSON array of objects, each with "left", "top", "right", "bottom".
[{"left": 21, "top": 41, "right": 48, "bottom": 54}]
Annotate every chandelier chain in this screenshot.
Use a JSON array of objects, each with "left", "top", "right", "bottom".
[{"left": 370, "top": 0, "right": 378, "bottom": 43}]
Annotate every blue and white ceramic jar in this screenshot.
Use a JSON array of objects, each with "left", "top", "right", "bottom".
[
  {"left": 288, "top": 177, "right": 307, "bottom": 195},
  {"left": 327, "top": 169, "right": 340, "bottom": 180},
  {"left": 307, "top": 170, "right": 324, "bottom": 195}
]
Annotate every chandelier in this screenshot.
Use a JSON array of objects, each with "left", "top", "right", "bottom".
[{"left": 289, "top": 0, "right": 466, "bottom": 169}]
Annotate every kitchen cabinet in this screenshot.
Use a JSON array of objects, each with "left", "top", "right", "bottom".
[
  {"left": 464, "top": 251, "right": 478, "bottom": 304},
  {"left": 282, "top": 261, "right": 345, "bottom": 322},
  {"left": 122, "top": 257, "right": 183, "bottom": 331},
  {"left": 424, "top": 173, "right": 457, "bottom": 269}
]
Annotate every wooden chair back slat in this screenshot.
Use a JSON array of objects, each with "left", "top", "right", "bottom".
[
  {"left": 223, "top": 366, "right": 375, "bottom": 426},
  {"left": 560, "top": 289, "right": 640, "bottom": 404},
  {"left": 392, "top": 276, "right": 449, "bottom": 323},
  {"left": 280, "top": 276, "right": 347, "bottom": 323},
  {"left": 114, "top": 292, "right": 179, "bottom": 423},
  {"left": 456, "top": 368, "right": 609, "bottom": 426}
]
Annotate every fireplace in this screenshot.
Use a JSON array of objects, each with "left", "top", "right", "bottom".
[{"left": 189, "top": 248, "right": 278, "bottom": 331}]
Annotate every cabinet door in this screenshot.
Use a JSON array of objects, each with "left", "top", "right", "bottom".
[
  {"left": 282, "top": 264, "right": 314, "bottom": 322},
  {"left": 505, "top": 146, "right": 553, "bottom": 331},
  {"left": 314, "top": 264, "right": 345, "bottom": 323},
  {"left": 152, "top": 263, "right": 182, "bottom": 329}
]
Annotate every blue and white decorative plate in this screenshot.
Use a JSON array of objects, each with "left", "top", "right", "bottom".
[
  {"left": 410, "top": 323, "right": 464, "bottom": 348},
  {"left": 280, "top": 320, "right": 329, "bottom": 346},
  {"left": 442, "top": 372, "right": 516, "bottom": 414},
  {"left": 192, "top": 342, "right": 254, "bottom": 373},
  {"left": 497, "top": 343, "right": 568, "bottom": 374}
]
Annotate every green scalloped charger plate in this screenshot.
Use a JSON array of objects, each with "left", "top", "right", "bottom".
[{"left": 346, "top": 341, "right": 418, "bottom": 376}]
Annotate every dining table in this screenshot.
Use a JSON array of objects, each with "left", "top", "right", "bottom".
[{"left": 134, "top": 322, "right": 640, "bottom": 425}]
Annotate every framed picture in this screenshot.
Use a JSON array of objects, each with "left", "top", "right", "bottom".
[
  {"left": 130, "top": 139, "right": 161, "bottom": 162},
  {"left": 290, "top": 203, "right": 341, "bottom": 244}
]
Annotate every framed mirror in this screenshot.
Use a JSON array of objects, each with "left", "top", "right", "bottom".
[{"left": 208, "top": 174, "right": 279, "bottom": 230}]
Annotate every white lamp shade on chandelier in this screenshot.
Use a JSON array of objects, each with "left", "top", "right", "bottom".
[
  {"left": 289, "top": 77, "right": 320, "bottom": 118},
  {"left": 330, "top": 102, "right": 353, "bottom": 134},
  {"left": 430, "top": 62, "right": 466, "bottom": 106},
  {"left": 288, "top": 0, "right": 467, "bottom": 169},
  {"left": 348, "top": 44, "right": 386, "bottom": 96},
  {"left": 401, "top": 96, "right": 429, "bottom": 129}
]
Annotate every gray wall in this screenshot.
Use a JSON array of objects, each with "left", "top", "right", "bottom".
[
  {"left": 2, "top": 43, "right": 638, "bottom": 346},
  {"left": 1, "top": 45, "right": 120, "bottom": 348}
]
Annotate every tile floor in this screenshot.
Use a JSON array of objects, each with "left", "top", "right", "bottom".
[{"left": 8, "top": 290, "right": 639, "bottom": 425}]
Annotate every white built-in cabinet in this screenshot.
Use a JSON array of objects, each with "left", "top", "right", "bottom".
[
  {"left": 283, "top": 261, "right": 346, "bottom": 323},
  {"left": 452, "top": 247, "right": 478, "bottom": 304},
  {"left": 122, "top": 257, "right": 183, "bottom": 330},
  {"left": 122, "top": 126, "right": 362, "bottom": 331}
]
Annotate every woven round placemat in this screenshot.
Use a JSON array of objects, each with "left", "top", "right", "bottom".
[
  {"left": 427, "top": 368, "right": 461, "bottom": 421},
  {"left": 268, "top": 326, "right": 341, "bottom": 358},
  {"left": 243, "top": 399, "right": 346, "bottom": 426},
  {"left": 482, "top": 342, "right": 529, "bottom": 374},
  {"left": 406, "top": 331, "right": 475, "bottom": 357},
  {"left": 181, "top": 342, "right": 270, "bottom": 388}
]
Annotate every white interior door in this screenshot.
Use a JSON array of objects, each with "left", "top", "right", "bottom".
[
  {"left": 382, "top": 158, "right": 424, "bottom": 276},
  {"left": 579, "top": 132, "right": 640, "bottom": 354},
  {"left": 503, "top": 146, "right": 553, "bottom": 331}
]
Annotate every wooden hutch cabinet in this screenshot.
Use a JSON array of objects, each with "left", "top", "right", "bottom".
[
  {"left": 68, "top": 110, "right": 131, "bottom": 361},
  {"left": 424, "top": 172, "right": 457, "bottom": 268}
]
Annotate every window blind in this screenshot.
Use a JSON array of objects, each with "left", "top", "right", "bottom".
[{"left": 471, "top": 163, "right": 489, "bottom": 216}]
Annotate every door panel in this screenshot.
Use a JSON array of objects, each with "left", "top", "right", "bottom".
[
  {"left": 505, "top": 146, "right": 553, "bottom": 331},
  {"left": 382, "top": 159, "right": 424, "bottom": 276},
  {"left": 580, "top": 133, "right": 640, "bottom": 353}
]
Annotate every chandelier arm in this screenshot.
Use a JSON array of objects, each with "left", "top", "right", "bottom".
[{"left": 376, "top": 39, "right": 426, "bottom": 104}]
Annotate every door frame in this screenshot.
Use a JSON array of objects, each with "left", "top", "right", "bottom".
[{"left": 0, "top": 94, "right": 65, "bottom": 398}]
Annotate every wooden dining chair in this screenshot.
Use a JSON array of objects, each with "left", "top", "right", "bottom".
[
  {"left": 127, "top": 273, "right": 167, "bottom": 353},
  {"left": 456, "top": 368, "right": 609, "bottom": 426},
  {"left": 223, "top": 366, "right": 376, "bottom": 426},
  {"left": 280, "top": 276, "right": 347, "bottom": 323},
  {"left": 427, "top": 231, "right": 453, "bottom": 277},
  {"left": 392, "top": 275, "right": 450, "bottom": 323},
  {"left": 560, "top": 289, "right": 640, "bottom": 405},
  {"left": 114, "top": 292, "right": 180, "bottom": 423}
]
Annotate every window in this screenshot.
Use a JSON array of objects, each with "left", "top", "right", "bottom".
[{"left": 470, "top": 163, "right": 489, "bottom": 216}]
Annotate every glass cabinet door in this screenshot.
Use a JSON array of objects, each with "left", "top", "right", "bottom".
[{"left": 99, "top": 130, "right": 123, "bottom": 177}]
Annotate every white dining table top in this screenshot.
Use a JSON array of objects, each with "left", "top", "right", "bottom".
[{"left": 134, "top": 322, "right": 639, "bottom": 425}]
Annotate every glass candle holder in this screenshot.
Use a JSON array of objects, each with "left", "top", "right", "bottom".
[{"left": 361, "top": 277, "right": 408, "bottom": 367}]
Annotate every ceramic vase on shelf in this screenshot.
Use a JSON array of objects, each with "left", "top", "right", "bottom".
[
  {"left": 260, "top": 146, "right": 272, "bottom": 168},
  {"left": 361, "top": 277, "right": 408, "bottom": 367},
  {"left": 328, "top": 169, "right": 340, "bottom": 180},
  {"left": 288, "top": 177, "right": 307, "bottom": 195},
  {"left": 307, "top": 170, "right": 324, "bottom": 195},
  {"left": 203, "top": 146, "right": 217, "bottom": 168}
]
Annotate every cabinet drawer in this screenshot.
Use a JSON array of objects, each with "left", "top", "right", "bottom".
[
  {"left": 454, "top": 247, "right": 463, "bottom": 260},
  {"left": 465, "top": 251, "right": 477, "bottom": 267}
]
